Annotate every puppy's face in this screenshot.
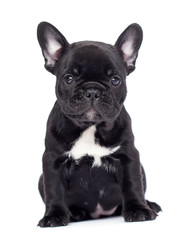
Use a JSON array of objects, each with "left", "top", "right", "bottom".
[
  {"left": 55, "top": 42, "right": 127, "bottom": 123},
  {"left": 37, "top": 22, "right": 143, "bottom": 124}
]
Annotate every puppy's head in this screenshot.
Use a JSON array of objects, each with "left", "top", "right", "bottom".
[{"left": 37, "top": 22, "right": 143, "bottom": 125}]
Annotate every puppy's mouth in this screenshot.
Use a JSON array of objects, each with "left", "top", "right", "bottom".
[{"left": 67, "top": 108, "right": 101, "bottom": 123}]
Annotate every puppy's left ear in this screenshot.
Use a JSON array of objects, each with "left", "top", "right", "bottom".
[
  {"left": 37, "top": 22, "right": 69, "bottom": 74},
  {"left": 115, "top": 23, "right": 143, "bottom": 75}
]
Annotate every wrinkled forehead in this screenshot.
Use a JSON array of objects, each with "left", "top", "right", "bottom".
[{"left": 63, "top": 42, "right": 122, "bottom": 75}]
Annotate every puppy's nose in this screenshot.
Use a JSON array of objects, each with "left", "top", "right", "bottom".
[{"left": 85, "top": 88, "right": 101, "bottom": 100}]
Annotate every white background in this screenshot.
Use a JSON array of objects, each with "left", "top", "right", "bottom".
[{"left": 0, "top": 0, "right": 182, "bottom": 239}]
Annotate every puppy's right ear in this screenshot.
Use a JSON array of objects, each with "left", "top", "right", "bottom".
[
  {"left": 37, "top": 22, "right": 69, "bottom": 74},
  {"left": 115, "top": 23, "right": 143, "bottom": 75}
]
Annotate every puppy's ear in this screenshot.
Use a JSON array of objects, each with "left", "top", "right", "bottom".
[
  {"left": 37, "top": 22, "right": 69, "bottom": 74},
  {"left": 115, "top": 23, "right": 143, "bottom": 75}
]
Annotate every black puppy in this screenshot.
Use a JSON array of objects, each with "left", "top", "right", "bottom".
[{"left": 37, "top": 22, "right": 161, "bottom": 227}]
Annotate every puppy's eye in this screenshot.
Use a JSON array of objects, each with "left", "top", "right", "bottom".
[
  {"left": 65, "top": 75, "right": 74, "bottom": 84},
  {"left": 111, "top": 76, "right": 121, "bottom": 86}
]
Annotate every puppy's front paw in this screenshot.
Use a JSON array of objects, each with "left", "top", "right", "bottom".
[
  {"left": 38, "top": 214, "right": 70, "bottom": 227},
  {"left": 124, "top": 208, "right": 157, "bottom": 222}
]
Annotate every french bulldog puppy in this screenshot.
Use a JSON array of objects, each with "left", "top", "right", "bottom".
[{"left": 37, "top": 22, "right": 161, "bottom": 227}]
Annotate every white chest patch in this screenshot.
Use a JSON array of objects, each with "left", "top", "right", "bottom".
[{"left": 67, "top": 126, "right": 120, "bottom": 166}]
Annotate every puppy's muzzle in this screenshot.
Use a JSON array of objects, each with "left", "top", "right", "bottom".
[
  {"left": 85, "top": 88, "right": 101, "bottom": 101},
  {"left": 81, "top": 82, "right": 106, "bottom": 102}
]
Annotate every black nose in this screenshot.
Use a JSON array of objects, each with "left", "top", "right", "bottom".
[{"left": 85, "top": 88, "right": 101, "bottom": 100}]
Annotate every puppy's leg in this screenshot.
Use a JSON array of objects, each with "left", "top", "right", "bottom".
[
  {"left": 38, "top": 152, "right": 71, "bottom": 227},
  {"left": 141, "top": 167, "right": 162, "bottom": 213},
  {"left": 121, "top": 149, "right": 158, "bottom": 222},
  {"left": 38, "top": 174, "right": 44, "bottom": 201}
]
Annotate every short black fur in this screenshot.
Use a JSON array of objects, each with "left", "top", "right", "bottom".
[{"left": 37, "top": 22, "right": 161, "bottom": 227}]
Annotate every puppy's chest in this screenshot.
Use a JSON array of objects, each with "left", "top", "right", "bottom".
[{"left": 66, "top": 126, "right": 120, "bottom": 166}]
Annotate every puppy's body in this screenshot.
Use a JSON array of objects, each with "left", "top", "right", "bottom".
[{"left": 37, "top": 23, "right": 161, "bottom": 227}]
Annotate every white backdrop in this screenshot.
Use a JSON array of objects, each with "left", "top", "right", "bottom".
[{"left": 0, "top": 0, "right": 182, "bottom": 239}]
